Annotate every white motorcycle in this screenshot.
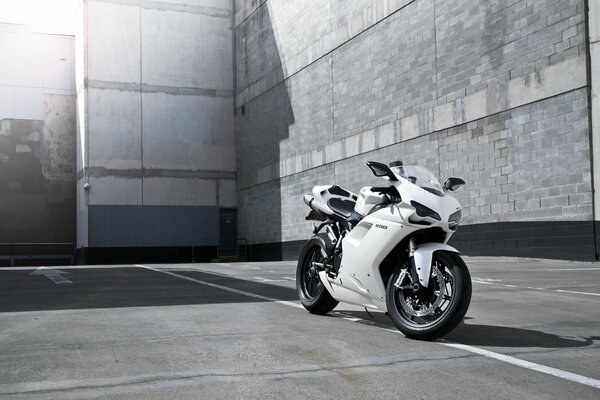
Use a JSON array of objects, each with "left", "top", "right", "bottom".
[{"left": 297, "top": 161, "right": 471, "bottom": 339}]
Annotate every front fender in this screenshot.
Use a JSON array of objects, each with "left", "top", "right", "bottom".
[{"left": 412, "top": 243, "right": 460, "bottom": 287}]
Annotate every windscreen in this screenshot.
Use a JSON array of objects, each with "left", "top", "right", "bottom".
[{"left": 390, "top": 165, "right": 445, "bottom": 197}]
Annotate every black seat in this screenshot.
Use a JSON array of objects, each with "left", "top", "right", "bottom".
[
  {"left": 327, "top": 198, "right": 363, "bottom": 227},
  {"left": 327, "top": 198, "right": 355, "bottom": 218}
]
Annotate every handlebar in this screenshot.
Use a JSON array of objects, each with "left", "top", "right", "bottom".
[{"left": 370, "top": 186, "right": 401, "bottom": 202}]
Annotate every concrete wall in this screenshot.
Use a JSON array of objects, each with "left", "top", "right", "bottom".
[
  {"left": 77, "top": 0, "right": 236, "bottom": 261},
  {"left": 235, "top": 0, "right": 595, "bottom": 260},
  {"left": 0, "top": 23, "right": 76, "bottom": 247},
  {"left": 588, "top": 0, "right": 600, "bottom": 255}
]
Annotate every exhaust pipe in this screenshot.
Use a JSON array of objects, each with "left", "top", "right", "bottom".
[
  {"left": 303, "top": 193, "right": 315, "bottom": 210},
  {"left": 304, "top": 193, "right": 326, "bottom": 214}
]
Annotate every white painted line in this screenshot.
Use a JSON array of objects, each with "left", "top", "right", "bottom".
[
  {"left": 29, "top": 267, "right": 72, "bottom": 284},
  {"left": 333, "top": 311, "right": 600, "bottom": 390},
  {"left": 471, "top": 279, "right": 600, "bottom": 297},
  {"left": 472, "top": 277, "right": 502, "bottom": 282},
  {"left": 136, "top": 265, "right": 303, "bottom": 309},
  {"left": 254, "top": 277, "right": 287, "bottom": 282},
  {"left": 471, "top": 280, "right": 495, "bottom": 285},
  {"left": 332, "top": 311, "right": 364, "bottom": 323},
  {"left": 138, "top": 264, "right": 600, "bottom": 390},
  {"left": 441, "top": 342, "right": 600, "bottom": 389},
  {"left": 543, "top": 268, "right": 600, "bottom": 271},
  {"left": 0, "top": 265, "right": 136, "bottom": 271},
  {"left": 555, "top": 289, "right": 600, "bottom": 297}
]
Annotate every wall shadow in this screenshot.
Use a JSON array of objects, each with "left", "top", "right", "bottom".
[
  {"left": 235, "top": 3, "right": 294, "bottom": 261},
  {"left": 0, "top": 267, "right": 298, "bottom": 313}
]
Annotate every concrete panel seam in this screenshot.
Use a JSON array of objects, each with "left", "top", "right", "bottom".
[
  {"left": 90, "top": 0, "right": 140, "bottom": 6},
  {"left": 91, "top": 0, "right": 230, "bottom": 19},
  {"left": 143, "top": 1, "right": 229, "bottom": 18},
  {"left": 79, "top": 167, "right": 236, "bottom": 180},
  {"left": 238, "top": 54, "right": 587, "bottom": 188},
  {"left": 140, "top": 0, "right": 144, "bottom": 205},
  {"left": 240, "top": 84, "right": 588, "bottom": 189},
  {"left": 86, "top": 79, "right": 234, "bottom": 98}
]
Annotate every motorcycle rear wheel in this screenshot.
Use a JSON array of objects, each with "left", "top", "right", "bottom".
[
  {"left": 296, "top": 237, "right": 339, "bottom": 314},
  {"left": 386, "top": 251, "right": 471, "bottom": 340}
]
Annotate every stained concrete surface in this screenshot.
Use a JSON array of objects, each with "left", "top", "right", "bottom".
[
  {"left": 0, "top": 25, "right": 76, "bottom": 247},
  {"left": 0, "top": 256, "right": 598, "bottom": 399},
  {"left": 0, "top": 95, "right": 76, "bottom": 244}
]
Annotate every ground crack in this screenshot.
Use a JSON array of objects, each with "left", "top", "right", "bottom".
[{"left": 0, "top": 354, "right": 477, "bottom": 395}]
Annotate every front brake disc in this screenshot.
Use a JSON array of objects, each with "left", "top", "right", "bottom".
[{"left": 399, "top": 265, "right": 445, "bottom": 317}]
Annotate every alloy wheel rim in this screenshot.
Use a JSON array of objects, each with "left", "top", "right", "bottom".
[{"left": 394, "top": 259, "right": 456, "bottom": 327}]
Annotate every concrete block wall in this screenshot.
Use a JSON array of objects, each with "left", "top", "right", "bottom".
[
  {"left": 447, "top": 89, "right": 591, "bottom": 224},
  {"left": 0, "top": 24, "right": 76, "bottom": 253},
  {"left": 77, "top": 0, "right": 236, "bottom": 262},
  {"left": 235, "top": 0, "right": 595, "bottom": 260}
]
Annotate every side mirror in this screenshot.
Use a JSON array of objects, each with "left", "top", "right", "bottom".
[
  {"left": 443, "top": 177, "right": 465, "bottom": 191},
  {"left": 367, "top": 161, "right": 398, "bottom": 181}
]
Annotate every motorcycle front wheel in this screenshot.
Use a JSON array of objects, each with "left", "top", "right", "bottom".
[
  {"left": 386, "top": 251, "right": 471, "bottom": 340},
  {"left": 296, "top": 236, "right": 339, "bottom": 314}
]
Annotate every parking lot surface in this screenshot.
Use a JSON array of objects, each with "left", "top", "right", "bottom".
[{"left": 0, "top": 257, "right": 599, "bottom": 399}]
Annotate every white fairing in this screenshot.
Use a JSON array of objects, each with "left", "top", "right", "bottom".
[
  {"left": 307, "top": 185, "right": 357, "bottom": 216},
  {"left": 354, "top": 186, "right": 385, "bottom": 216},
  {"left": 306, "top": 164, "right": 465, "bottom": 312},
  {"left": 413, "top": 243, "right": 460, "bottom": 287},
  {"left": 331, "top": 211, "right": 413, "bottom": 309}
]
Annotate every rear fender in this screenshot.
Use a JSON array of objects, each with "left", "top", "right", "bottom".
[{"left": 412, "top": 243, "right": 460, "bottom": 287}]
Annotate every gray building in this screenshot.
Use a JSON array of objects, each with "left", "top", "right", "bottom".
[
  {"left": 2, "top": 0, "right": 599, "bottom": 263},
  {"left": 75, "top": 0, "right": 236, "bottom": 263}
]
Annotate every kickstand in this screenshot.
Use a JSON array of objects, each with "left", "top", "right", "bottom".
[{"left": 364, "top": 307, "right": 374, "bottom": 319}]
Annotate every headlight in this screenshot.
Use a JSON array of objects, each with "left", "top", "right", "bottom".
[
  {"left": 449, "top": 209, "right": 462, "bottom": 224},
  {"left": 411, "top": 201, "right": 441, "bottom": 221}
]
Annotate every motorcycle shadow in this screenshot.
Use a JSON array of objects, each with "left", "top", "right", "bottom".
[
  {"left": 335, "top": 311, "right": 597, "bottom": 348},
  {"left": 444, "top": 322, "right": 598, "bottom": 348}
]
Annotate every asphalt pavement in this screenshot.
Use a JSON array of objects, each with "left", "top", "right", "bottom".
[{"left": 0, "top": 257, "right": 598, "bottom": 399}]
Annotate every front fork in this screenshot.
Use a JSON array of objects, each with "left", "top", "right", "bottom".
[
  {"left": 394, "top": 237, "right": 421, "bottom": 292},
  {"left": 405, "top": 240, "right": 461, "bottom": 288},
  {"left": 408, "top": 237, "right": 421, "bottom": 285}
]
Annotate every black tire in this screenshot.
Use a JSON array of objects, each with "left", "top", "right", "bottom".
[
  {"left": 296, "top": 237, "right": 339, "bottom": 314},
  {"left": 386, "top": 251, "right": 471, "bottom": 340}
]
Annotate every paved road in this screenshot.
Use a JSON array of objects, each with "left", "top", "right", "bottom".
[{"left": 0, "top": 257, "right": 598, "bottom": 399}]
